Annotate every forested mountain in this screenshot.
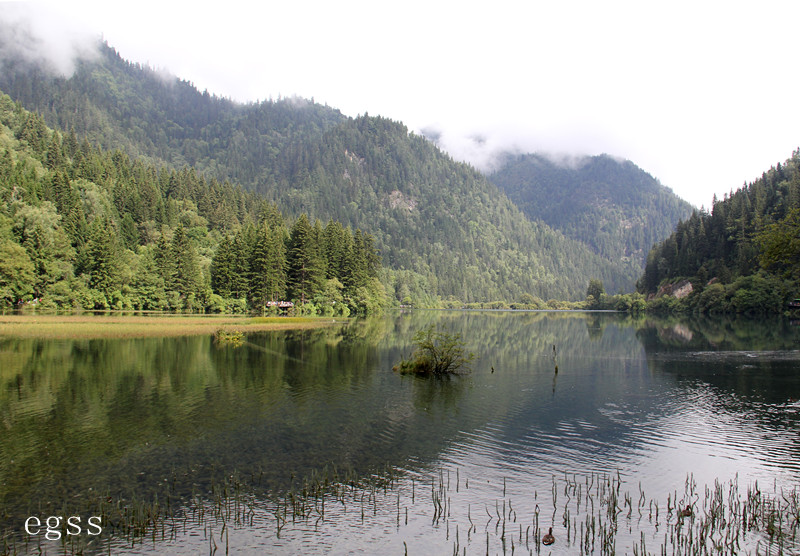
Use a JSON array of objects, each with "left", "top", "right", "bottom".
[
  {"left": 638, "top": 151, "right": 800, "bottom": 313},
  {"left": 488, "top": 153, "right": 694, "bottom": 290},
  {"left": 0, "top": 37, "right": 631, "bottom": 303},
  {"left": 0, "top": 33, "right": 345, "bottom": 187},
  {"left": 0, "top": 94, "right": 385, "bottom": 313}
]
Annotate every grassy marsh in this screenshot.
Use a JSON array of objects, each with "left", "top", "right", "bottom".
[
  {"left": 3, "top": 468, "right": 798, "bottom": 555},
  {"left": 0, "top": 314, "right": 342, "bottom": 339}
]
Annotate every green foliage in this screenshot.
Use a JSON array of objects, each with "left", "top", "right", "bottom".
[
  {"left": 316, "top": 278, "right": 347, "bottom": 317},
  {"left": 0, "top": 91, "right": 385, "bottom": 313},
  {"left": 612, "top": 292, "right": 646, "bottom": 314},
  {"left": 695, "top": 283, "right": 727, "bottom": 314},
  {"left": 287, "top": 214, "right": 325, "bottom": 304},
  {"left": 82, "top": 215, "right": 121, "bottom": 297},
  {"left": 586, "top": 279, "right": 605, "bottom": 300},
  {"left": 645, "top": 273, "right": 793, "bottom": 316},
  {"left": 393, "top": 324, "right": 474, "bottom": 376},
  {"left": 248, "top": 221, "right": 288, "bottom": 311},
  {"left": 757, "top": 207, "right": 800, "bottom": 279},
  {"left": 171, "top": 224, "right": 201, "bottom": 301},
  {"left": 586, "top": 279, "right": 605, "bottom": 308},
  {"left": 213, "top": 328, "right": 244, "bottom": 347},
  {"left": 0, "top": 43, "right": 640, "bottom": 303},
  {"left": 351, "top": 277, "right": 389, "bottom": 316},
  {"left": 727, "top": 274, "right": 786, "bottom": 314},
  {"left": 0, "top": 239, "right": 35, "bottom": 304},
  {"left": 641, "top": 151, "right": 800, "bottom": 314}
]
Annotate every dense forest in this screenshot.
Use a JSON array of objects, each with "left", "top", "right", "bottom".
[
  {"left": 638, "top": 151, "right": 800, "bottom": 313},
  {"left": 0, "top": 37, "right": 637, "bottom": 302},
  {"left": 0, "top": 32, "right": 345, "bottom": 188},
  {"left": 7, "top": 32, "right": 790, "bottom": 312},
  {"left": 488, "top": 154, "right": 694, "bottom": 290},
  {"left": 0, "top": 93, "right": 385, "bottom": 313}
]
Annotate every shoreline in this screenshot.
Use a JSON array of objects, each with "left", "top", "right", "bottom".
[{"left": 0, "top": 314, "right": 344, "bottom": 339}]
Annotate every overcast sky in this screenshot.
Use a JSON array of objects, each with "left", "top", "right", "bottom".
[{"left": 3, "top": 0, "right": 799, "bottom": 208}]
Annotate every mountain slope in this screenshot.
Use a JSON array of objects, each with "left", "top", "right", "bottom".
[
  {"left": 0, "top": 37, "right": 629, "bottom": 302},
  {"left": 638, "top": 151, "right": 800, "bottom": 313},
  {"left": 0, "top": 93, "right": 387, "bottom": 312},
  {"left": 0, "top": 39, "right": 344, "bottom": 187},
  {"left": 265, "top": 115, "right": 632, "bottom": 300},
  {"left": 488, "top": 153, "right": 694, "bottom": 290}
]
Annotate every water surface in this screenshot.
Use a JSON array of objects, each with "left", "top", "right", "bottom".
[{"left": 1, "top": 311, "right": 798, "bottom": 554}]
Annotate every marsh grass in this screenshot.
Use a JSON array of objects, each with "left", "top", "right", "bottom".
[
  {"left": 0, "top": 314, "right": 340, "bottom": 340},
  {"left": 4, "top": 467, "right": 797, "bottom": 555}
]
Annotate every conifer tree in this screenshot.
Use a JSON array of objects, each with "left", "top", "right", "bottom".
[
  {"left": 0, "top": 150, "right": 13, "bottom": 187},
  {"left": 17, "top": 112, "right": 48, "bottom": 155},
  {"left": 84, "top": 215, "right": 120, "bottom": 297},
  {"left": 171, "top": 224, "right": 201, "bottom": 300},
  {"left": 154, "top": 230, "right": 176, "bottom": 291},
  {"left": 63, "top": 127, "right": 79, "bottom": 160},
  {"left": 229, "top": 229, "right": 252, "bottom": 298},
  {"left": 119, "top": 213, "right": 140, "bottom": 249},
  {"left": 211, "top": 235, "right": 236, "bottom": 298},
  {"left": 288, "top": 214, "right": 324, "bottom": 304},
  {"left": 345, "top": 229, "right": 379, "bottom": 292},
  {"left": 249, "top": 222, "right": 287, "bottom": 309},
  {"left": 46, "top": 133, "right": 64, "bottom": 171},
  {"left": 323, "top": 220, "right": 348, "bottom": 279}
]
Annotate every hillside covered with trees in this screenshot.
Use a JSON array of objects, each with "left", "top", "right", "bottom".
[
  {"left": 638, "top": 151, "right": 800, "bottom": 313},
  {"left": 0, "top": 94, "right": 385, "bottom": 314},
  {"left": 0, "top": 37, "right": 633, "bottom": 303},
  {"left": 488, "top": 153, "right": 694, "bottom": 290}
]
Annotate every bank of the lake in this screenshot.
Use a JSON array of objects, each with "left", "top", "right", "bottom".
[{"left": 0, "top": 314, "right": 340, "bottom": 339}]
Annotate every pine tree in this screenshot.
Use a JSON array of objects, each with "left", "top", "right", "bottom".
[
  {"left": 49, "top": 170, "right": 86, "bottom": 245},
  {"left": 46, "top": 133, "right": 64, "bottom": 171},
  {"left": 345, "top": 229, "right": 380, "bottom": 293},
  {"left": 63, "top": 127, "right": 79, "bottom": 160},
  {"left": 287, "top": 214, "right": 324, "bottom": 304},
  {"left": 119, "top": 213, "right": 140, "bottom": 249},
  {"left": 757, "top": 208, "right": 800, "bottom": 279},
  {"left": 323, "top": 220, "right": 348, "bottom": 279},
  {"left": 249, "top": 222, "right": 287, "bottom": 310},
  {"left": 84, "top": 216, "right": 120, "bottom": 297},
  {"left": 171, "top": 224, "right": 201, "bottom": 301},
  {"left": 154, "top": 230, "right": 176, "bottom": 292},
  {"left": 0, "top": 150, "right": 13, "bottom": 187},
  {"left": 230, "top": 226, "right": 253, "bottom": 298},
  {"left": 211, "top": 235, "right": 236, "bottom": 298},
  {"left": 17, "top": 112, "right": 49, "bottom": 156}
]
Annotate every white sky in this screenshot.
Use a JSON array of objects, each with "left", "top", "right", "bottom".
[{"left": 3, "top": 0, "right": 800, "bottom": 208}]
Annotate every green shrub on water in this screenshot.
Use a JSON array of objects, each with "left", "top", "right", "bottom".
[
  {"left": 213, "top": 329, "right": 244, "bottom": 347},
  {"left": 393, "top": 324, "right": 474, "bottom": 376}
]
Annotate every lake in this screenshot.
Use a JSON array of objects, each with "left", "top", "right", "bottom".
[{"left": 1, "top": 311, "right": 799, "bottom": 554}]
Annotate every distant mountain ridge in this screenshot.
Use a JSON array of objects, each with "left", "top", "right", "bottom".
[
  {"left": 0, "top": 34, "right": 675, "bottom": 301},
  {"left": 0, "top": 39, "right": 345, "bottom": 187},
  {"left": 488, "top": 153, "right": 694, "bottom": 290}
]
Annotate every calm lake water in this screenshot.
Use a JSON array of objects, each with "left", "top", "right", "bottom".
[{"left": 1, "top": 311, "right": 799, "bottom": 554}]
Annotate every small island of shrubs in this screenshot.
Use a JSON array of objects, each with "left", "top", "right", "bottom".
[{"left": 393, "top": 324, "right": 474, "bottom": 377}]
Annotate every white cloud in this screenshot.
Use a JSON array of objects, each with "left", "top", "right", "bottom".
[
  {"left": 2, "top": 0, "right": 799, "bottom": 208},
  {"left": 0, "top": 1, "right": 99, "bottom": 75}
]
